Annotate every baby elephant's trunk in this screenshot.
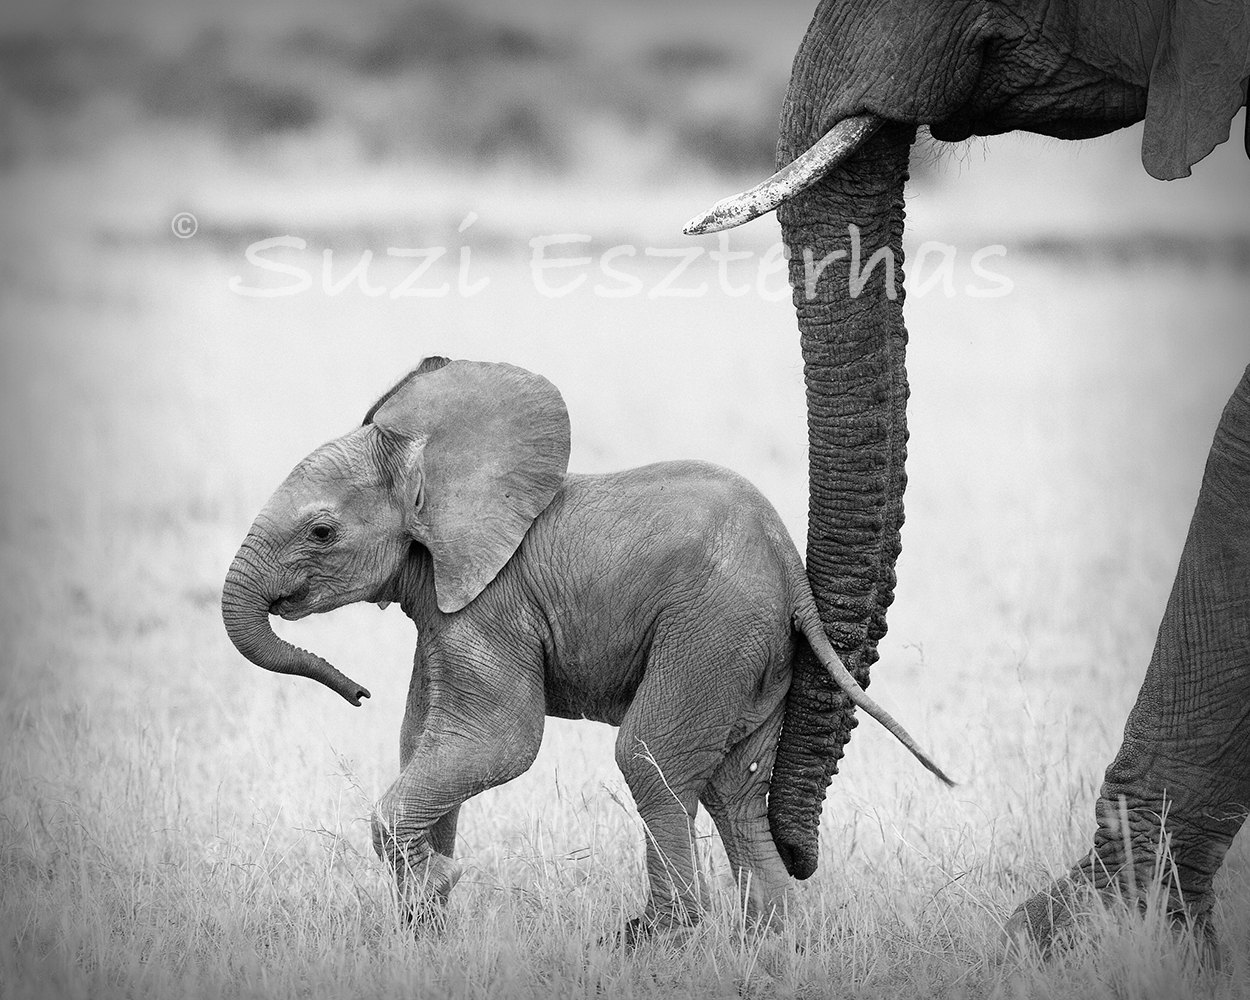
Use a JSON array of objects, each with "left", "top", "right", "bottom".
[{"left": 221, "top": 534, "right": 371, "bottom": 706}]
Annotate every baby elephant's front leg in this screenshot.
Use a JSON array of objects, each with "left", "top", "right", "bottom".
[
  {"left": 371, "top": 703, "right": 544, "bottom": 926},
  {"left": 371, "top": 801, "right": 463, "bottom": 926}
]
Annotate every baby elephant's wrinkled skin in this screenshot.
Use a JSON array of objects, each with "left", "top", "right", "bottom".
[{"left": 222, "top": 358, "right": 949, "bottom": 939}]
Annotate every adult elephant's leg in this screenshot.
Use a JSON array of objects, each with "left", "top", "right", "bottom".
[{"left": 1008, "top": 365, "right": 1250, "bottom": 952}]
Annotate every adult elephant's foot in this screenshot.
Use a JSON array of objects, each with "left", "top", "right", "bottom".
[
  {"left": 1004, "top": 873, "right": 1088, "bottom": 955},
  {"left": 1004, "top": 867, "right": 1218, "bottom": 964},
  {"left": 1002, "top": 798, "right": 1224, "bottom": 964}
]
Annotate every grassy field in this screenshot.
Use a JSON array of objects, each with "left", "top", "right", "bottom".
[{"left": 3, "top": 2, "right": 1250, "bottom": 998}]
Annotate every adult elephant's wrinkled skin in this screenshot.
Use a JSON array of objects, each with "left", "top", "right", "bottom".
[{"left": 685, "top": 0, "right": 1250, "bottom": 952}]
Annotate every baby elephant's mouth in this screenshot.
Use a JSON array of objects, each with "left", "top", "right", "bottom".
[{"left": 269, "top": 583, "right": 311, "bottom": 619}]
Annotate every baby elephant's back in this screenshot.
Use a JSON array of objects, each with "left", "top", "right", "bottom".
[{"left": 541, "top": 461, "right": 806, "bottom": 626}]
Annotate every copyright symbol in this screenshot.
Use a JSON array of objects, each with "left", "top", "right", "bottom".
[{"left": 171, "top": 212, "right": 198, "bottom": 239}]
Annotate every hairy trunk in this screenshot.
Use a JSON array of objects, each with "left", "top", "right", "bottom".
[
  {"left": 221, "top": 537, "right": 370, "bottom": 705},
  {"left": 769, "top": 120, "right": 914, "bottom": 880}
]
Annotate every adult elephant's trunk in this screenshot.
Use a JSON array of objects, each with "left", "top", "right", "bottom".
[
  {"left": 767, "top": 120, "right": 915, "bottom": 880},
  {"left": 221, "top": 535, "right": 370, "bottom": 706}
]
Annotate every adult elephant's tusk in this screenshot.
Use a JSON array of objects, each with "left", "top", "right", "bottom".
[{"left": 682, "top": 113, "right": 884, "bottom": 235}]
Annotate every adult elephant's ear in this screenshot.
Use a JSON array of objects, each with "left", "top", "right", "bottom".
[
  {"left": 1141, "top": 0, "right": 1250, "bottom": 179},
  {"left": 371, "top": 360, "right": 570, "bottom": 613}
]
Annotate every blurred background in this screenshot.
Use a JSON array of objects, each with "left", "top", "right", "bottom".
[{"left": 1, "top": 0, "right": 1248, "bottom": 947}]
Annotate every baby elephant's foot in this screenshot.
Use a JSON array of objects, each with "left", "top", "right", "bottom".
[
  {"left": 395, "top": 853, "right": 462, "bottom": 931},
  {"left": 617, "top": 910, "right": 699, "bottom": 951}
]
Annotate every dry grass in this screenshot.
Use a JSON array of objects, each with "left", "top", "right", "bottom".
[
  {"left": 2, "top": 204, "right": 1248, "bottom": 995},
  {"left": 1, "top": 621, "right": 1247, "bottom": 999},
  {"left": 3, "top": 2, "right": 1250, "bottom": 997}
]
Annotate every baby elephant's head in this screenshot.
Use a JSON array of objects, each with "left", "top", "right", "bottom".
[{"left": 221, "top": 358, "right": 570, "bottom": 704}]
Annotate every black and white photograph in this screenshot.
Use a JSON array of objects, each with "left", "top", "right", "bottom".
[{"left": 2, "top": 0, "right": 1248, "bottom": 996}]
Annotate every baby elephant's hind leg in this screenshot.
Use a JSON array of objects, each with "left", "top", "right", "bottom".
[
  {"left": 615, "top": 616, "right": 792, "bottom": 944},
  {"left": 700, "top": 696, "right": 791, "bottom": 929}
]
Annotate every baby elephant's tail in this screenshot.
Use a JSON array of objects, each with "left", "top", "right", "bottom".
[{"left": 794, "top": 609, "right": 956, "bottom": 788}]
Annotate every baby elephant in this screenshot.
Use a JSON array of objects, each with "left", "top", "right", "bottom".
[{"left": 222, "top": 357, "right": 951, "bottom": 938}]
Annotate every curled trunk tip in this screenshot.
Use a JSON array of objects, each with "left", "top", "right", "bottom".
[{"left": 221, "top": 546, "right": 371, "bottom": 706}]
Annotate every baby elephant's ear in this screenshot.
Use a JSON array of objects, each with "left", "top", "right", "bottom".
[{"left": 371, "top": 361, "right": 570, "bottom": 613}]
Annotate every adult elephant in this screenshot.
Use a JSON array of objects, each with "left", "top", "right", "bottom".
[{"left": 685, "top": 0, "right": 1250, "bottom": 951}]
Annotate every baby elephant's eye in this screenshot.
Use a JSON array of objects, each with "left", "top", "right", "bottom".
[{"left": 309, "top": 524, "right": 336, "bottom": 543}]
